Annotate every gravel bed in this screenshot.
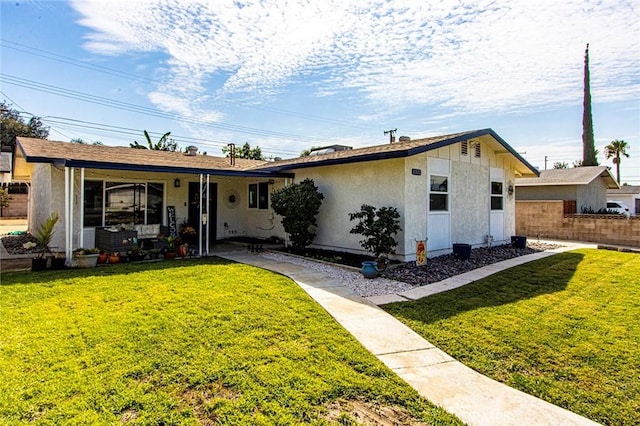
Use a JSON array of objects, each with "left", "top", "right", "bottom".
[
  {"left": 262, "top": 241, "right": 562, "bottom": 297},
  {"left": 384, "top": 241, "right": 562, "bottom": 288},
  {"left": 261, "top": 252, "right": 414, "bottom": 297}
]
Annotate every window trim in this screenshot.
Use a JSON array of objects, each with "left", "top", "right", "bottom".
[
  {"left": 429, "top": 174, "right": 449, "bottom": 212},
  {"left": 248, "top": 182, "right": 270, "bottom": 210},
  {"left": 490, "top": 181, "right": 504, "bottom": 211},
  {"left": 83, "top": 179, "right": 165, "bottom": 227}
]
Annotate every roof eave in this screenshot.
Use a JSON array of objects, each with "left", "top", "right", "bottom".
[{"left": 21, "top": 155, "right": 294, "bottom": 178}]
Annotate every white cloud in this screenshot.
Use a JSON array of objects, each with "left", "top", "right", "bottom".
[{"left": 71, "top": 0, "right": 640, "bottom": 122}]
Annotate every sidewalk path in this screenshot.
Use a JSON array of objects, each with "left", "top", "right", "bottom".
[{"left": 216, "top": 244, "right": 599, "bottom": 426}]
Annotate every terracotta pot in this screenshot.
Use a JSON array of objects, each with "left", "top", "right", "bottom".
[
  {"left": 108, "top": 254, "right": 120, "bottom": 264},
  {"left": 177, "top": 244, "right": 188, "bottom": 258},
  {"left": 164, "top": 251, "right": 177, "bottom": 259},
  {"left": 97, "top": 252, "right": 109, "bottom": 264}
]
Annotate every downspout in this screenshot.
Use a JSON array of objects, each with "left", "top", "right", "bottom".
[
  {"left": 206, "top": 174, "right": 210, "bottom": 256},
  {"left": 488, "top": 157, "right": 492, "bottom": 247},
  {"left": 198, "top": 173, "right": 203, "bottom": 256}
]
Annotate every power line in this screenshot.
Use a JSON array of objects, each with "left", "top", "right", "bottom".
[
  {"left": 0, "top": 74, "right": 331, "bottom": 143},
  {"left": 33, "top": 115, "right": 304, "bottom": 156},
  {"left": 2, "top": 39, "right": 370, "bottom": 130}
]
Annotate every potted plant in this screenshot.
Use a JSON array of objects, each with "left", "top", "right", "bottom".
[
  {"left": 179, "top": 222, "right": 198, "bottom": 246},
  {"left": 97, "top": 250, "right": 109, "bottom": 264},
  {"left": 348, "top": 204, "right": 401, "bottom": 278},
  {"left": 161, "top": 235, "right": 180, "bottom": 259},
  {"left": 73, "top": 248, "right": 100, "bottom": 268},
  {"left": 31, "top": 212, "right": 59, "bottom": 272},
  {"left": 108, "top": 252, "right": 121, "bottom": 264}
]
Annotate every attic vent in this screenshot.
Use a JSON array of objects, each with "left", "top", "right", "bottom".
[
  {"left": 474, "top": 142, "right": 481, "bottom": 158},
  {"left": 186, "top": 145, "right": 198, "bottom": 156},
  {"left": 461, "top": 141, "right": 468, "bottom": 156},
  {"left": 398, "top": 136, "right": 411, "bottom": 142}
]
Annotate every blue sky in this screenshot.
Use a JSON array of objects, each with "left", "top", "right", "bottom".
[{"left": 1, "top": 0, "right": 639, "bottom": 184}]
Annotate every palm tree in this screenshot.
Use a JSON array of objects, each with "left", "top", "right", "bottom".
[{"left": 604, "top": 139, "right": 630, "bottom": 184}]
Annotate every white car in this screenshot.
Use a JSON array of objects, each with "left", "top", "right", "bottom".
[{"left": 606, "top": 200, "right": 630, "bottom": 216}]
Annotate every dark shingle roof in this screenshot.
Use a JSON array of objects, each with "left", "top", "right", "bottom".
[
  {"left": 17, "top": 128, "right": 539, "bottom": 178},
  {"left": 253, "top": 128, "right": 539, "bottom": 177},
  {"left": 607, "top": 185, "right": 640, "bottom": 195},
  {"left": 516, "top": 166, "right": 618, "bottom": 188},
  {"left": 16, "top": 137, "right": 287, "bottom": 177}
]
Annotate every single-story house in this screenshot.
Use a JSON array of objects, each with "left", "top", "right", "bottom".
[
  {"left": 13, "top": 128, "right": 538, "bottom": 263},
  {"left": 607, "top": 185, "right": 640, "bottom": 216},
  {"left": 515, "top": 166, "right": 619, "bottom": 214}
]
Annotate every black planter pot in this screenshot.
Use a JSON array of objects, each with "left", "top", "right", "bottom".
[
  {"left": 31, "top": 257, "right": 48, "bottom": 272},
  {"left": 511, "top": 236, "right": 527, "bottom": 249},
  {"left": 452, "top": 243, "right": 472, "bottom": 260},
  {"left": 51, "top": 257, "right": 67, "bottom": 270}
]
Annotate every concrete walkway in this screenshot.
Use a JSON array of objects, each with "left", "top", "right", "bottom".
[{"left": 215, "top": 244, "right": 600, "bottom": 426}]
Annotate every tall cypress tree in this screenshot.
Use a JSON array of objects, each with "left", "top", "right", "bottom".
[{"left": 582, "top": 43, "right": 597, "bottom": 166}]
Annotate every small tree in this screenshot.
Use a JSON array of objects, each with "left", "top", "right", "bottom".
[
  {"left": 270, "top": 178, "right": 324, "bottom": 251},
  {"left": 553, "top": 162, "right": 568, "bottom": 169},
  {"left": 348, "top": 204, "right": 402, "bottom": 260}
]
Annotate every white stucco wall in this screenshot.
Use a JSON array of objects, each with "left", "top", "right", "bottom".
[
  {"left": 292, "top": 158, "right": 407, "bottom": 257},
  {"left": 292, "top": 137, "right": 521, "bottom": 261}
]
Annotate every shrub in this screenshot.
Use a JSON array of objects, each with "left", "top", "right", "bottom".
[
  {"left": 348, "top": 204, "right": 401, "bottom": 260},
  {"left": 270, "top": 178, "right": 324, "bottom": 251}
]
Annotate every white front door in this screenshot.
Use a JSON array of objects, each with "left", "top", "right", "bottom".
[
  {"left": 427, "top": 158, "right": 451, "bottom": 251},
  {"left": 490, "top": 167, "right": 505, "bottom": 242}
]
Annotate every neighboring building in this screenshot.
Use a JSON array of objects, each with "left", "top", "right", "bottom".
[
  {"left": 607, "top": 185, "right": 640, "bottom": 216},
  {"left": 515, "top": 166, "right": 618, "bottom": 213},
  {"left": 0, "top": 146, "right": 12, "bottom": 184},
  {"left": 13, "top": 128, "right": 538, "bottom": 262}
]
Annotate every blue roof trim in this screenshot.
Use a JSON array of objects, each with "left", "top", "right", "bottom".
[
  {"left": 24, "top": 156, "right": 294, "bottom": 178},
  {"left": 258, "top": 128, "right": 539, "bottom": 176}
]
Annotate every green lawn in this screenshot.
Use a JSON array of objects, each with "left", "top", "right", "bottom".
[
  {"left": 383, "top": 249, "right": 640, "bottom": 426},
  {"left": 0, "top": 258, "right": 461, "bottom": 425}
]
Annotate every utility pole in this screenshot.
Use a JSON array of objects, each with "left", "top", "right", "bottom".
[
  {"left": 545, "top": 156, "right": 548, "bottom": 170},
  {"left": 384, "top": 128, "right": 397, "bottom": 144}
]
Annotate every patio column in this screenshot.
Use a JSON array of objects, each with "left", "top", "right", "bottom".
[
  {"left": 79, "top": 168, "right": 84, "bottom": 249},
  {"left": 64, "top": 166, "right": 74, "bottom": 264}
]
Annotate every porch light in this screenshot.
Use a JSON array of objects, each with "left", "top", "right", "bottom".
[
  {"left": 174, "top": 178, "right": 181, "bottom": 188},
  {"left": 507, "top": 183, "right": 514, "bottom": 196}
]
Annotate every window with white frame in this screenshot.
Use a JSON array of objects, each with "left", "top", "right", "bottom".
[
  {"left": 491, "top": 181, "right": 503, "bottom": 210},
  {"left": 429, "top": 175, "right": 449, "bottom": 211},
  {"left": 248, "top": 182, "right": 269, "bottom": 209},
  {"left": 83, "top": 180, "right": 164, "bottom": 226}
]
